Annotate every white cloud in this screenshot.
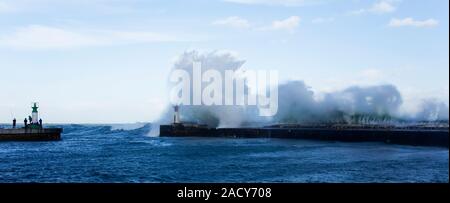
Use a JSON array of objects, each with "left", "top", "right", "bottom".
[
  {"left": 0, "top": 1, "right": 14, "bottom": 13},
  {"left": 0, "top": 25, "right": 183, "bottom": 50},
  {"left": 370, "top": 1, "right": 396, "bottom": 14},
  {"left": 0, "top": 25, "right": 98, "bottom": 49},
  {"left": 267, "top": 16, "right": 301, "bottom": 32},
  {"left": 212, "top": 16, "right": 251, "bottom": 29},
  {"left": 222, "top": 0, "right": 310, "bottom": 7},
  {"left": 388, "top": 18, "right": 439, "bottom": 28},
  {"left": 348, "top": 9, "right": 366, "bottom": 16},
  {"left": 349, "top": 0, "right": 396, "bottom": 15},
  {"left": 223, "top": 0, "right": 332, "bottom": 7},
  {"left": 214, "top": 16, "right": 302, "bottom": 33},
  {"left": 0, "top": 0, "right": 140, "bottom": 14},
  {"left": 312, "top": 17, "right": 334, "bottom": 24}
]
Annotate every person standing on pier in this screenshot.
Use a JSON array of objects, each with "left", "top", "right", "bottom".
[
  {"left": 24, "top": 118, "right": 28, "bottom": 128},
  {"left": 13, "top": 118, "right": 16, "bottom": 128},
  {"left": 39, "top": 119, "right": 43, "bottom": 128}
]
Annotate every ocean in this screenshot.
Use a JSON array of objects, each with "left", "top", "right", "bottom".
[{"left": 0, "top": 124, "right": 448, "bottom": 183}]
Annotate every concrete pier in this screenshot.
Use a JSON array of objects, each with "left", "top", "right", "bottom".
[
  {"left": 0, "top": 128, "right": 62, "bottom": 141},
  {"left": 160, "top": 124, "right": 449, "bottom": 148}
]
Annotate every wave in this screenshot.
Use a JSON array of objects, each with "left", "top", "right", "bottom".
[
  {"left": 154, "top": 50, "right": 449, "bottom": 128},
  {"left": 50, "top": 123, "right": 152, "bottom": 136}
]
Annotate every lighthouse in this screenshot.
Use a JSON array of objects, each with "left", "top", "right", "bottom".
[
  {"left": 173, "top": 105, "right": 181, "bottom": 124},
  {"left": 31, "top": 102, "right": 39, "bottom": 124}
]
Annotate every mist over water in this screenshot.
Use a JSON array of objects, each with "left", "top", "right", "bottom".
[
  {"left": 275, "top": 82, "right": 403, "bottom": 124},
  {"left": 154, "top": 50, "right": 263, "bottom": 131},
  {"left": 414, "top": 99, "right": 449, "bottom": 121},
  {"left": 154, "top": 50, "right": 449, "bottom": 129}
]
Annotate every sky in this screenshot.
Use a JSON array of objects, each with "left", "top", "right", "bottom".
[{"left": 0, "top": 0, "right": 448, "bottom": 123}]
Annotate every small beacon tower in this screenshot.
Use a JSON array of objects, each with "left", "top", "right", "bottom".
[
  {"left": 31, "top": 102, "right": 39, "bottom": 124},
  {"left": 173, "top": 105, "right": 181, "bottom": 124}
]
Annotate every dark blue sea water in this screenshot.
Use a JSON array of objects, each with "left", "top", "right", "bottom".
[{"left": 0, "top": 124, "right": 448, "bottom": 183}]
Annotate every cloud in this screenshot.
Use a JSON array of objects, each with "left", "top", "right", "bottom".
[
  {"left": 0, "top": 25, "right": 99, "bottom": 49},
  {"left": 222, "top": 0, "right": 313, "bottom": 7},
  {"left": 213, "top": 16, "right": 303, "bottom": 32},
  {"left": 370, "top": 0, "right": 396, "bottom": 14},
  {"left": 0, "top": 25, "right": 183, "bottom": 50},
  {"left": 0, "top": 1, "right": 14, "bottom": 13},
  {"left": 267, "top": 16, "right": 301, "bottom": 32},
  {"left": 311, "top": 17, "right": 335, "bottom": 24},
  {"left": 349, "top": 0, "right": 396, "bottom": 15},
  {"left": 0, "top": 0, "right": 141, "bottom": 14},
  {"left": 388, "top": 18, "right": 439, "bottom": 28},
  {"left": 213, "top": 16, "right": 301, "bottom": 33},
  {"left": 212, "top": 16, "right": 251, "bottom": 29},
  {"left": 349, "top": 9, "right": 366, "bottom": 16}
]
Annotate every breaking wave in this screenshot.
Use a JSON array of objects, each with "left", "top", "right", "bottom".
[
  {"left": 153, "top": 50, "right": 449, "bottom": 129},
  {"left": 53, "top": 123, "right": 152, "bottom": 136}
]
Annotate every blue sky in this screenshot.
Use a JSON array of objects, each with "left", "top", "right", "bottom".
[{"left": 0, "top": 0, "right": 448, "bottom": 123}]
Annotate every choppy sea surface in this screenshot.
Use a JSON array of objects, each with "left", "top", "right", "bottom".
[{"left": 0, "top": 124, "right": 448, "bottom": 183}]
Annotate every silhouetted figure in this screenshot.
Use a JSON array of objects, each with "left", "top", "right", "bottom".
[
  {"left": 13, "top": 118, "right": 16, "bottom": 129},
  {"left": 24, "top": 118, "right": 28, "bottom": 128},
  {"left": 29, "top": 116, "right": 32, "bottom": 124},
  {"left": 39, "top": 119, "right": 43, "bottom": 128}
]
